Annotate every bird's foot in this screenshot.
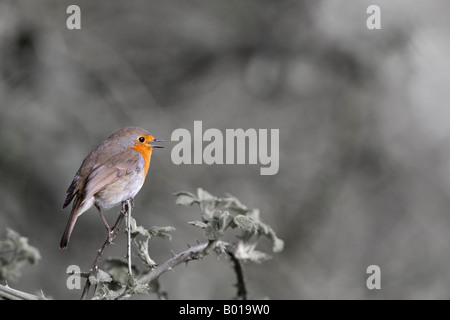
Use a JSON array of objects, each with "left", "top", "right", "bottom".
[{"left": 107, "top": 227, "right": 118, "bottom": 245}]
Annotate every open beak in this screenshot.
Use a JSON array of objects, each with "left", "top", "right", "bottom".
[{"left": 149, "top": 138, "right": 164, "bottom": 148}]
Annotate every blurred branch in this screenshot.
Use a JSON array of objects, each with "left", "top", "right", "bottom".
[
  {"left": 0, "top": 229, "right": 44, "bottom": 300},
  {"left": 0, "top": 283, "right": 42, "bottom": 300},
  {"left": 0, "top": 228, "right": 41, "bottom": 283}
]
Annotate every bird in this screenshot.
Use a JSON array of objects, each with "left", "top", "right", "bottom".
[{"left": 59, "top": 126, "right": 163, "bottom": 249}]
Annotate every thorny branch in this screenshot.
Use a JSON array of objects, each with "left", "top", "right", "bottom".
[
  {"left": 80, "top": 200, "right": 131, "bottom": 300},
  {"left": 226, "top": 249, "right": 248, "bottom": 300},
  {"left": 0, "top": 282, "right": 42, "bottom": 300},
  {"left": 112, "top": 240, "right": 247, "bottom": 299}
]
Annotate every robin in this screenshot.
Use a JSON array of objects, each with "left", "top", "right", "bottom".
[{"left": 59, "top": 126, "right": 163, "bottom": 249}]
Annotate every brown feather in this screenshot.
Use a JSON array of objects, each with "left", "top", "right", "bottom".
[{"left": 81, "top": 150, "right": 141, "bottom": 204}]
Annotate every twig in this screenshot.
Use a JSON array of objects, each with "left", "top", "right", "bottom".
[
  {"left": 114, "top": 241, "right": 231, "bottom": 297},
  {"left": 0, "top": 284, "right": 41, "bottom": 300},
  {"left": 125, "top": 199, "right": 133, "bottom": 278},
  {"left": 226, "top": 249, "right": 248, "bottom": 300},
  {"left": 80, "top": 201, "right": 129, "bottom": 300}
]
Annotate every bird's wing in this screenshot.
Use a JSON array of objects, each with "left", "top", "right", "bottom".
[
  {"left": 82, "top": 149, "right": 141, "bottom": 203},
  {"left": 63, "top": 174, "right": 81, "bottom": 209}
]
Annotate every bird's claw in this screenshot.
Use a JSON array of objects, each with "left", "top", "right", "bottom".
[
  {"left": 108, "top": 231, "right": 117, "bottom": 245},
  {"left": 107, "top": 226, "right": 118, "bottom": 245}
]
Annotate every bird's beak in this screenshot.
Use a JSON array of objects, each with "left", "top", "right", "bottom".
[{"left": 149, "top": 138, "right": 164, "bottom": 148}]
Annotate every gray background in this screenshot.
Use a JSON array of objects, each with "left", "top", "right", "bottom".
[{"left": 1, "top": 0, "right": 450, "bottom": 299}]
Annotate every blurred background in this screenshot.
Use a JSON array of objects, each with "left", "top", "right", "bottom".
[{"left": 1, "top": 0, "right": 450, "bottom": 299}]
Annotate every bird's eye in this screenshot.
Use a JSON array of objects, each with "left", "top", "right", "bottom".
[{"left": 139, "top": 136, "right": 145, "bottom": 143}]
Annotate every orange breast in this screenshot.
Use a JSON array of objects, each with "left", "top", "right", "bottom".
[{"left": 130, "top": 143, "right": 153, "bottom": 178}]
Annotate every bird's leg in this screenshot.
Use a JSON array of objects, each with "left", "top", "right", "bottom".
[
  {"left": 95, "top": 204, "right": 116, "bottom": 244},
  {"left": 121, "top": 201, "right": 126, "bottom": 214},
  {"left": 121, "top": 198, "right": 134, "bottom": 215}
]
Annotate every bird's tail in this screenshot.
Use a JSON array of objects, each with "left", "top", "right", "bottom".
[{"left": 59, "top": 201, "right": 81, "bottom": 249}]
